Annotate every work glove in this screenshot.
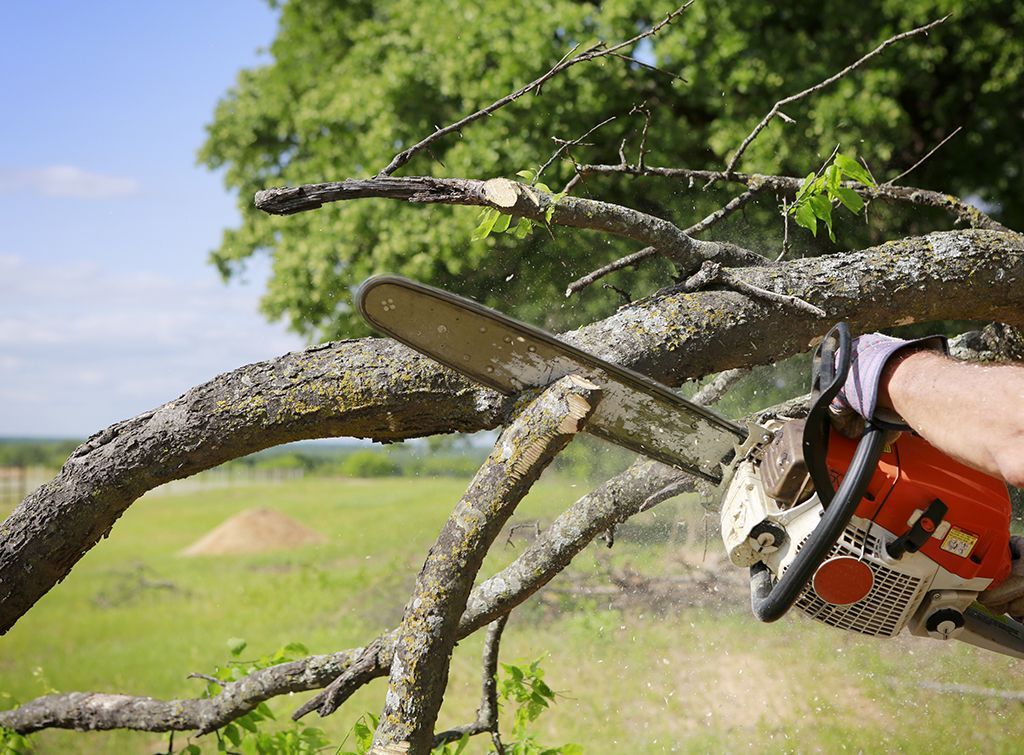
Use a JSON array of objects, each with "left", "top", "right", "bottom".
[
  {"left": 979, "top": 535, "right": 1024, "bottom": 621},
  {"left": 828, "top": 332, "right": 947, "bottom": 438}
]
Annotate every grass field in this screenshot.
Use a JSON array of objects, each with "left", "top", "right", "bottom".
[{"left": 3, "top": 473, "right": 1024, "bottom": 753}]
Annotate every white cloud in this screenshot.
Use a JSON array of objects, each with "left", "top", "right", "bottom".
[
  {"left": 0, "top": 255, "right": 305, "bottom": 436},
  {"left": 0, "top": 165, "right": 140, "bottom": 199}
]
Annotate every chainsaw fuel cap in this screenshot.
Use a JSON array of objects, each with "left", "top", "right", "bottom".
[{"left": 812, "top": 556, "right": 875, "bottom": 605}]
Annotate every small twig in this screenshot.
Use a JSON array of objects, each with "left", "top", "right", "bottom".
[
  {"left": 685, "top": 187, "right": 762, "bottom": 236},
  {"left": 432, "top": 615, "right": 508, "bottom": 752},
  {"left": 505, "top": 521, "right": 541, "bottom": 547},
  {"left": 724, "top": 272, "right": 827, "bottom": 318},
  {"left": 608, "top": 52, "right": 688, "bottom": 83},
  {"left": 684, "top": 260, "right": 826, "bottom": 318},
  {"left": 719, "top": 16, "right": 949, "bottom": 180},
  {"left": 565, "top": 247, "right": 657, "bottom": 297},
  {"left": 376, "top": 2, "right": 694, "bottom": 177},
  {"left": 632, "top": 103, "right": 653, "bottom": 169},
  {"left": 186, "top": 673, "right": 224, "bottom": 688},
  {"left": 692, "top": 368, "right": 748, "bottom": 406},
  {"left": 886, "top": 126, "right": 963, "bottom": 185},
  {"left": 602, "top": 283, "right": 632, "bottom": 304},
  {"left": 535, "top": 116, "right": 617, "bottom": 181},
  {"left": 779, "top": 196, "right": 792, "bottom": 261}
]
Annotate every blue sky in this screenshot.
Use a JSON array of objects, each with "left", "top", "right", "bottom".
[{"left": 0, "top": 2, "right": 308, "bottom": 437}]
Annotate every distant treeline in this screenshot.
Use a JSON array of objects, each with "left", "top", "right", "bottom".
[{"left": 0, "top": 439, "right": 81, "bottom": 469}]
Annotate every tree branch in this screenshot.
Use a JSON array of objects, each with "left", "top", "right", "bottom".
[
  {"left": 375, "top": 2, "right": 693, "bottom": 177},
  {"left": 254, "top": 175, "right": 767, "bottom": 273},
  {"left": 721, "top": 16, "right": 949, "bottom": 177},
  {"left": 578, "top": 164, "right": 1008, "bottom": 232},
  {"left": 3, "top": 229, "right": 1023, "bottom": 638},
  {"left": 345, "top": 376, "right": 601, "bottom": 754},
  {"left": 565, "top": 186, "right": 763, "bottom": 296}
]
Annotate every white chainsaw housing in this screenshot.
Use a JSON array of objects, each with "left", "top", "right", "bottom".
[{"left": 721, "top": 458, "right": 994, "bottom": 640}]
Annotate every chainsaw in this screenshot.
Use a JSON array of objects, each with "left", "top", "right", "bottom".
[{"left": 357, "top": 275, "right": 1024, "bottom": 659}]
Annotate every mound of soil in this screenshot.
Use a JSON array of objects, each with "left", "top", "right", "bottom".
[{"left": 181, "top": 507, "right": 326, "bottom": 556}]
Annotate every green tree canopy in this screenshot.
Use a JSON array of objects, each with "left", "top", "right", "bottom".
[{"left": 201, "top": 0, "right": 1023, "bottom": 339}]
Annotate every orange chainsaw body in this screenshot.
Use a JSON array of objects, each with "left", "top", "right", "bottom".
[{"left": 826, "top": 429, "right": 1012, "bottom": 586}]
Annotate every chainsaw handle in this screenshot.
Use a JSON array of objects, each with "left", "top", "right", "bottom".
[{"left": 803, "top": 322, "right": 852, "bottom": 507}]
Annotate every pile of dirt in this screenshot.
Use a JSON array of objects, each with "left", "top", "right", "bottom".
[{"left": 181, "top": 507, "right": 326, "bottom": 556}]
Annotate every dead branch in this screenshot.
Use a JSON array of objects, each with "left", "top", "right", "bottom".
[
  {"left": 375, "top": 2, "right": 694, "bottom": 177},
  {"left": 254, "top": 175, "right": 767, "bottom": 273},
  {"left": 886, "top": 126, "right": 963, "bottom": 186},
  {"left": 721, "top": 16, "right": 949, "bottom": 178},
  {"left": 432, "top": 615, "right": 507, "bottom": 752}
]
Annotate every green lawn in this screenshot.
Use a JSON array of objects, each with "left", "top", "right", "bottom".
[{"left": 3, "top": 474, "right": 1024, "bottom": 753}]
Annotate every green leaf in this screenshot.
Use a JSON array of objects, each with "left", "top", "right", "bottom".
[
  {"left": 281, "top": 641, "right": 309, "bottom": 656},
  {"left": 534, "top": 182, "right": 552, "bottom": 194},
  {"left": 513, "top": 217, "right": 532, "bottom": 239},
  {"left": 224, "top": 723, "right": 242, "bottom": 746},
  {"left": 492, "top": 212, "right": 512, "bottom": 233},
  {"left": 834, "top": 187, "right": 864, "bottom": 213},
  {"left": 471, "top": 208, "right": 500, "bottom": 241},
  {"left": 824, "top": 164, "right": 840, "bottom": 192},
  {"left": 515, "top": 169, "right": 536, "bottom": 182},
  {"left": 795, "top": 171, "right": 817, "bottom": 201},
  {"left": 834, "top": 154, "right": 875, "bottom": 186},
  {"left": 227, "top": 638, "right": 247, "bottom": 657},
  {"left": 809, "top": 195, "right": 835, "bottom": 241},
  {"left": 237, "top": 715, "right": 259, "bottom": 733},
  {"left": 794, "top": 202, "right": 818, "bottom": 236},
  {"left": 808, "top": 195, "right": 832, "bottom": 222}
]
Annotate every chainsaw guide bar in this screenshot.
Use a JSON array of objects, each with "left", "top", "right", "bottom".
[{"left": 357, "top": 275, "right": 746, "bottom": 482}]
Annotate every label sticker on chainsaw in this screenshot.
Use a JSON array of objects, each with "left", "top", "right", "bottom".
[{"left": 940, "top": 527, "right": 979, "bottom": 558}]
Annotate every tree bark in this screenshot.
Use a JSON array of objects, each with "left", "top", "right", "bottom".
[{"left": 369, "top": 376, "right": 601, "bottom": 755}]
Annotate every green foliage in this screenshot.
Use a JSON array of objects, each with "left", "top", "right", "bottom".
[
  {"left": 180, "top": 640, "right": 331, "bottom": 754},
  {"left": 499, "top": 660, "right": 581, "bottom": 755},
  {"left": 201, "top": 0, "right": 1024, "bottom": 339},
  {"left": 787, "top": 152, "right": 875, "bottom": 241},
  {"left": 0, "top": 726, "right": 30, "bottom": 755},
  {"left": 339, "top": 449, "right": 402, "bottom": 478}
]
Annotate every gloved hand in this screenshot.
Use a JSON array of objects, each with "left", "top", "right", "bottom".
[
  {"left": 979, "top": 536, "right": 1024, "bottom": 621},
  {"left": 828, "top": 332, "right": 947, "bottom": 436}
]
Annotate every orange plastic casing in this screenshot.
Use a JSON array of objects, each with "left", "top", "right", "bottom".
[{"left": 825, "top": 428, "right": 1012, "bottom": 585}]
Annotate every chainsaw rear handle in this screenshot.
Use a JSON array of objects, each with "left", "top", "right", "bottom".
[{"left": 750, "top": 322, "right": 886, "bottom": 623}]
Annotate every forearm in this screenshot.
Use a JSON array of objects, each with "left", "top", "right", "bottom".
[{"left": 880, "top": 350, "right": 1024, "bottom": 486}]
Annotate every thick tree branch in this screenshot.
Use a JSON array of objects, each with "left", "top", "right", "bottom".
[
  {"left": 376, "top": 2, "right": 693, "bottom": 177},
  {"left": 361, "top": 376, "right": 601, "bottom": 754},
  {"left": 3, "top": 229, "right": 1023, "bottom": 639},
  {"left": 578, "top": 164, "right": 1009, "bottom": 232},
  {"left": 0, "top": 341, "right": 511, "bottom": 636},
  {"left": 721, "top": 16, "right": 948, "bottom": 177},
  {"left": 254, "top": 175, "right": 767, "bottom": 272}
]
